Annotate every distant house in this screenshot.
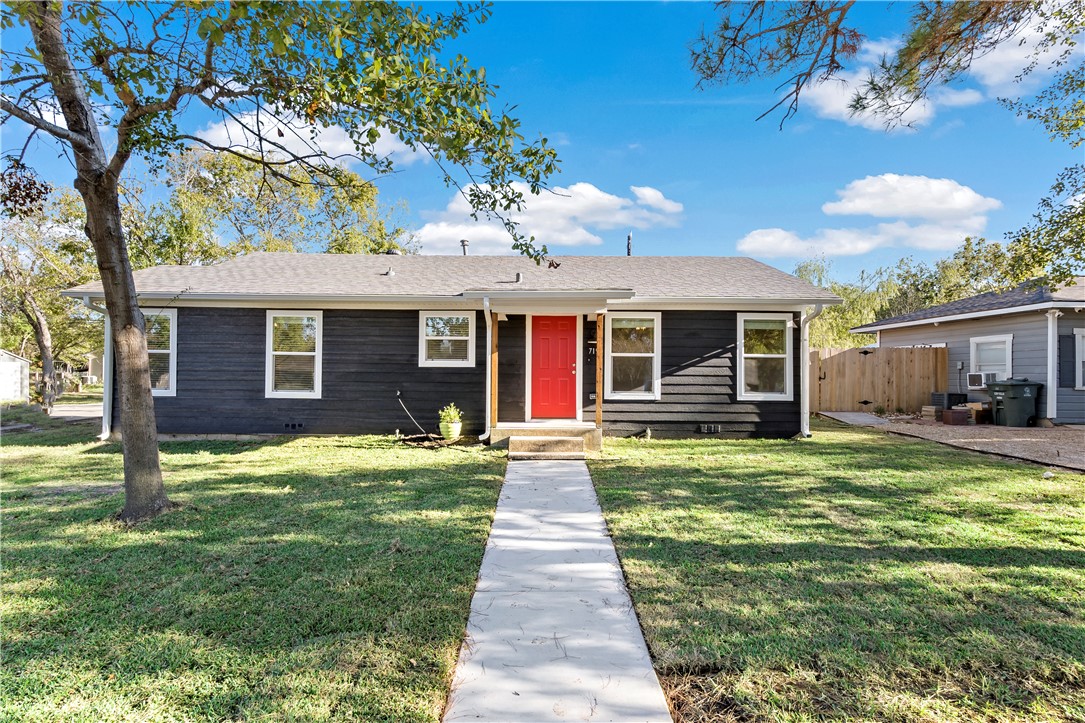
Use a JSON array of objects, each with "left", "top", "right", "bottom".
[
  {"left": 853, "top": 277, "right": 1085, "bottom": 424},
  {"left": 0, "top": 350, "right": 31, "bottom": 403},
  {"left": 64, "top": 253, "right": 840, "bottom": 443}
]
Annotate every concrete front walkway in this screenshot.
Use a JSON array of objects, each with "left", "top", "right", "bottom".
[{"left": 444, "top": 460, "right": 672, "bottom": 723}]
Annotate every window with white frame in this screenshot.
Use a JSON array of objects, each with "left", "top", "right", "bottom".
[
  {"left": 266, "top": 311, "right": 322, "bottom": 398},
  {"left": 605, "top": 313, "right": 661, "bottom": 400},
  {"left": 144, "top": 308, "right": 177, "bottom": 396},
  {"left": 737, "top": 313, "right": 793, "bottom": 401},
  {"left": 969, "top": 334, "right": 1012, "bottom": 388},
  {"left": 1075, "top": 328, "right": 1085, "bottom": 390},
  {"left": 419, "top": 312, "right": 474, "bottom": 367}
]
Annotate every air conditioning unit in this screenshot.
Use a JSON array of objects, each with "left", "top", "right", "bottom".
[{"left": 967, "top": 371, "right": 999, "bottom": 389}]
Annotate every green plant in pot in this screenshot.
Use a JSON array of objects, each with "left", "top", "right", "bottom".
[{"left": 438, "top": 403, "right": 463, "bottom": 441}]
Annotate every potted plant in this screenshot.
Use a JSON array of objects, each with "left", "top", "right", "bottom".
[{"left": 438, "top": 403, "right": 463, "bottom": 440}]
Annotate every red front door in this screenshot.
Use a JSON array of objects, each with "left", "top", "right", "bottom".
[{"left": 531, "top": 315, "right": 577, "bottom": 419}]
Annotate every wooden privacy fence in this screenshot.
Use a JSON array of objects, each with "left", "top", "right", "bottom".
[{"left": 810, "top": 346, "right": 948, "bottom": 413}]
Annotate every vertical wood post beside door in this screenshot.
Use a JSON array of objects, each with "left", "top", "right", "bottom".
[
  {"left": 595, "top": 314, "right": 604, "bottom": 428},
  {"left": 490, "top": 312, "right": 499, "bottom": 428}
]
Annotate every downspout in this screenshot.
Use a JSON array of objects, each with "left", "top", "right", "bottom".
[
  {"left": 480, "top": 296, "right": 492, "bottom": 442},
  {"left": 83, "top": 296, "right": 113, "bottom": 440},
  {"left": 799, "top": 304, "right": 825, "bottom": 438},
  {"left": 1046, "top": 309, "right": 1062, "bottom": 421}
]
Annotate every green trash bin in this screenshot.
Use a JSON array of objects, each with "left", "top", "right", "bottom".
[{"left": 985, "top": 378, "right": 1043, "bottom": 427}]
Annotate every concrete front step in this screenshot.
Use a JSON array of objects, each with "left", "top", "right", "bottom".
[
  {"left": 491, "top": 425, "right": 602, "bottom": 452},
  {"left": 507, "top": 436, "right": 586, "bottom": 460}
]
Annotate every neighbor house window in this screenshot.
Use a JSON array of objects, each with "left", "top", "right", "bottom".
[
  {"left": 265, "top": 311, "right": 322, "bottom": 399},
  {"left": 969, "top": 334, "right": 1012, "bottom": 388},
  {"left": 1075, "top": 328, "right": 1085, "bottom": 390},
  {"left": 605, "top": 312, "right": 661, "bottom": 400},
  {"left": 144, "top": 308, "right": 177, "bottom": 397},
  {"left": 419, "top": 312, "right": 475, "bottom": 367},
  {"left": 737, "top": 313, "right": 793, "bottom": 401}
]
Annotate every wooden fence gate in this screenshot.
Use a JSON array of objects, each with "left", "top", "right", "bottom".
[{"left": 810, "top": 347, "right": 948, "bottom": 413}]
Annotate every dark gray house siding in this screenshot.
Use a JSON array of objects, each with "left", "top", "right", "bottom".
[
  {"left": 496, "top": 314, "right": 527, "bottom": 424},
  {"left": 114, "top": 307, "right": 487, "bottom": 436},
  {"left": 580, "top": 311, "right": 800, "bottom": 438},
  {"left": 877, "top": 310, "right": 1085, "bottom": 424}
]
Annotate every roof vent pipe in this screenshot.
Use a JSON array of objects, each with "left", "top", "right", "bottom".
[
  {"left": 515, "top": 272, "right": 523, "bottom": 283},
  {"left": 461, "top": 239, "right": 469, "bottom": 256},
  {"left": 627, "top": 231, "right": 632, "bottom": 256}
]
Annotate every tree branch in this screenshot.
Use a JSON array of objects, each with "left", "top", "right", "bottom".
[{"left": 0, "top": 97, "right": 98, "bottom": 156}]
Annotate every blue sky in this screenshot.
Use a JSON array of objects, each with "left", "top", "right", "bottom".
[{"left": 6, "top": 2, "right": 1075, "bottom": 281}]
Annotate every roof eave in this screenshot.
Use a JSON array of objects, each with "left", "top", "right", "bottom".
[{"left": 851, "top": 300, "right": 1083, "bottom": 333}]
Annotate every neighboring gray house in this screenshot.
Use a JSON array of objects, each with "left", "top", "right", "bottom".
[
  {"left": 64, "top": 253, "right": 840, "bottom": 443},
  {"left": 0, "top": 349, "right": 31, "bottom": 403},
  {"left": 853, "top": 277, "right": 1085, "bottom": 424}
]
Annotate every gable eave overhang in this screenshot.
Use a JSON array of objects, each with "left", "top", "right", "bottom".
[{"left": 850, "top": 300, "right": 1083, "bottom": 334}]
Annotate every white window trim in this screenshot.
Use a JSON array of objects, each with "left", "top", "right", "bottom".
[
  {"left": 418, "top": 311, "right": 475, "bottom": 367},
  {"left": 144, "top": 308, "right": 177, "bottom": 397},
  {"left": 1075, "top": 328, "right": 1085, "bottom": 390},
  {"left": 265, "top": 310, "right": 323, "bottom": 399},
  {"left": 968, "top": 333, "right": 1013, "bottom": 389},
  {"left": 737, "top": 312, "right": 794, "bottom": 402},
  {"left": 604, "top": 312, "right": 662, "bottom": 401}
]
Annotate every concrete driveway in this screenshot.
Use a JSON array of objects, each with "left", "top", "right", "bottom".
[{"left": 821, "top": 413, "right": 1084, "bottom": 472}]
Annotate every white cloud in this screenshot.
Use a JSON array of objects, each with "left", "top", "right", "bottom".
[
  {"left": 968, "top": 6, "right": 1073, "bottom": 97},
  {"left": 804, "top": 70, "right": 935, "bottom": 131},
  {"left": 821, "top": 173, "right": 1001, "bottom": 220},
  {"left": 197, "top": 111, "right": 422, "bottom": 167},
  {"left": 630, "top": 186, "right": 684, "bottom": 214},
  {"left": 931, "top": 88, "right": 985, "bottom": 108},
  {"left": 414, "top": 182, "right": 683, "bottom": 255},
  {"left": 737, "top": 173, "right": 1001, "bottom": 258}
]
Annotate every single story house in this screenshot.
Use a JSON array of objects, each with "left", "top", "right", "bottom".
[
  {"left": 0, "top": 349, "right": 31, "bottom": 403},
  {"left": 65, "top": 253, "right": 840, "bottom": 445},
  {"left": 852, "top": 277, "right": 1085, "bottom": 424}
]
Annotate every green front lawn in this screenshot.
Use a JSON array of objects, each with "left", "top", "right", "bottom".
[
  {"left": 1, "top": 418, "right": 504, "bottom": 722},
  {"left": 589, "top": 422, "right": 1085, "bottom": 722}
]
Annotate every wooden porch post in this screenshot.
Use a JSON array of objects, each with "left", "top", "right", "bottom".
[
  {"left": 490, "top": 312, "right": 499, "bottom": 429},
  {"left": 595, "top": 313, "right": 604, "bottom": 428}
]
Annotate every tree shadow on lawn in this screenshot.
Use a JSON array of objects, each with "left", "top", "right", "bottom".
[
  {"left": 3, "top": 445, "right": 504, "bottom": 722},
  {"left": 591, "top": 436, "right": 1085, "bottom": 721}
]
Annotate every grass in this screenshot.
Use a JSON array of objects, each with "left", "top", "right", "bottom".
[
  {"left": 58, "top": 384, "right": 104, "bottom": 405},
  {"left": 589, "top": 420, "right": 1085, "bottom": 722},
  {"left": 1, "top": 410, "right": 505, "bottom": 722}
]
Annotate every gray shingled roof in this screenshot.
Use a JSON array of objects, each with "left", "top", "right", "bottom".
[
  {"left": 853, "top": 276, "right": 1085, "bottom": 332},
  {"left": 65, "top": 253, "right": 840, "bottom": 303}
]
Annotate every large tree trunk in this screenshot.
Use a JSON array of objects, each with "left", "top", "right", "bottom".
[
  {"left": 76, "top": 177, "right": 171, "bottom": 522},
  {"left": 28, "top": 0, "right": 170, "bottom": 522}
]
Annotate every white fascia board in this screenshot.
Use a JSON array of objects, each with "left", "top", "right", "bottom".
[
  {"left": 462, "top": 289, "right": 636, "bottom": 300},
  {"left": 851, "top": 301, "right": 1076, "bottom": 333},
  {"left": 70, "top": 293, "right": 482, "bottom": 310},
  {"left": 607, "top": 298, "right": 831, "bottom": 311}
]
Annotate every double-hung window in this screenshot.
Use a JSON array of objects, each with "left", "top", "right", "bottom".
[
  {"left": 969, "top": 334, "right": 1012, "bottom": 388},
  {"left": 266, "top": 311, "right": 322, "bottom": 399},
  {"left": 737, "top": 313, "right": 793, "bottom": 401},
  {"left": 419, "top": 312, "right": 475, "bottom": 367},
  {"left": 605, "top": 312, "right": 661, "bottom": 400},
  {"left": 144, "top": 308, "right": 177, "bottom": 397}
]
